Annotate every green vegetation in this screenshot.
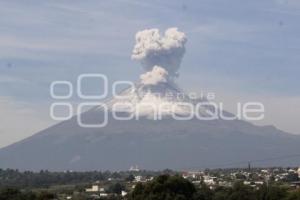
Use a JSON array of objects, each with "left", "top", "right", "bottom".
[
  {"left": 0, "top": 187, "right": 56, "bottom": 200},
  {"left": 0, "top": 169, "right": 166, "bottom": 188},
  {"left": 0, "top": 168, "right": 300, "bottom": 200},
  {"left": 128, "top": 175, "right": 196, "bottom": 200},
  {"left": 128, "top": 175, "right": 300, "bottom": 200}
]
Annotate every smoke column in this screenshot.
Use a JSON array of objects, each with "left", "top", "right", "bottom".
[
  {"left": 132, "top": 27, "right": 187, "bottom": 77},
  {"left": 140, "top": 65, "right": 169, "bottom": 85}
]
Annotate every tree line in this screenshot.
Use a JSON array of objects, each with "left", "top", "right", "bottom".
[
  {"left": 128, "top": 175, "right": 300, "bottom": 200},
  {"left": 0, "top": 168, "right": 165, "bottom": 188}
]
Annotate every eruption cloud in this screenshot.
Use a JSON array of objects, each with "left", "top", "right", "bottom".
[
  {"left": 140, "top": 65, "right": 169, "bottom": 85},
  {"left": 132, "top": 27, "right": 187, "bottom": 77}
]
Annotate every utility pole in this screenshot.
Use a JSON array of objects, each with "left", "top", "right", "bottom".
[{"left": 248, "top": 162, "right": 251, "bottom": 172}]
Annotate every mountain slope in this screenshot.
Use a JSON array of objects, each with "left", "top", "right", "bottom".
[{"left": 0, "top": 82, "right": 300, "bottom": 171}]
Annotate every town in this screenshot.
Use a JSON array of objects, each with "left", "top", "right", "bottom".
[{"left": 0, "top": 166, "right": 300, "bottom": 199}]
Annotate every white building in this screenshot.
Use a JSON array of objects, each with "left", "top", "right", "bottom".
[
  {"left": 135, "top": 175, "right": 143, "bottom": 182},
  {"left": 129, "top": 165, "right": 140, "bottom": 172},
  {"left": 100, "top": 193, "right": 108, "bottom": 197},
  {"left": 85, "top": 185, "right": 104, "bottom": 193},
  {"left": 203, "top": 176, "right": 217, "bottom": 185},
  {"left": 297, "top": 167, "right": 300, "bottom": 178},
  {"left": 289, "top": 169, "right": 296, "bottom": 173},
  {"left": 182, "top": 171, "right": 202, "bottom": 179},
  {"left": 121, "top": 191, "right": 128, "bottom": 197}
]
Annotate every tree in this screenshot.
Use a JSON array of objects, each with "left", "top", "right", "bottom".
[
  {"left": 286, "top": 189, "right": 300, "bottom": 200},
  {"left": 108, "top": 183, "right": 125, "bottom": 195},
  {"left": 126, "top": 174, "right": 135, "bottom": 182},
  {"left": 213, "top": 186, "right": 232, "bottom": 200},
  {"left": 128, "top": 175, "right": 196, "bottom": 200},
  {"left": 227, "top": 181, "right": 256, "bottom": 200},
  {"left": 0, "top": 187, "right": 21, "bottom": 200},
  {"left": 257, "top": 184, "right": 288, "bottom": 200},
  {"left": 0, "top": 188, "right": 37, "bottom": 200},
  {"left": 36, "top": 191, "right": 56, "bottom": 200},
  {"left": 193, "top": 182, "right": 213, "bottom": 200}
]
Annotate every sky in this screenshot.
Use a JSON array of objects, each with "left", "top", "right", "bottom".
[{"left": 0, "top": 0, "right": 300, "bottom": 148}]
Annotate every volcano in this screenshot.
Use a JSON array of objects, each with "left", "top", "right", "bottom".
[
  {"left": 0, "top": 79, "right": 300, "bottom": 171},
  {"left": 0, "top": 28, "right": 299, "bottom": 171}
]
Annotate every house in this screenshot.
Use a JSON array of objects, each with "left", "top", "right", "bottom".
[
  {"left": 129, "top": 165, "right": 140, "bottom": 172},
  {"left": 121, "top": 191, "right": 128, "bottom": 197},
  {"left": 182, "top": 171, "right": 203, "bottom": 180},
  {"left": 203, "top": 176, "right": 217, "bottom": 185},
  {"left": 85, "top": 185, "right": 104, "bottom": 193},
  {"left": 135, "top": 175, "right": 144, "bottom": 182},
  {"left": 99, "top": 193, "right": 108, "bottom": 197}
]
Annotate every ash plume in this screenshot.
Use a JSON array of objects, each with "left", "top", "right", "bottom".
[
  {"left": 140, "top": 65, "right": 168, "bottom": 85},
  {"left": 132, "top": 27, "right": 187, "bottom": 77}
]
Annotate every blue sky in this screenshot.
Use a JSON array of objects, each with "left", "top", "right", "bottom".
[{"left": 0, "top": 0, "right": 300, "bottom": 147}]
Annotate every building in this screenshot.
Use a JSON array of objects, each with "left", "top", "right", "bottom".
[
  {"left": 129, "top": 165, "right": 140, "bottom": 172},
  {"left": 182, "top": 171, "right": 203, "bottom": 179},
  {"left": 203, "top": 176, "right": 217, "bottom": 186},
  {"left": 135, "top": 175, "right": 143, "bottom": 182},
  {"left": 121, "top": 191, "right": 128, "bottom": 197},
  {"left": 99, "top": 193, "right": 108, "bottom": 197},
  {"left": 297, "top": 167, "right": 300, "bottom": 178},
  {"left": 85, "top": 185, "right": 104, "bottom": 193}
]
